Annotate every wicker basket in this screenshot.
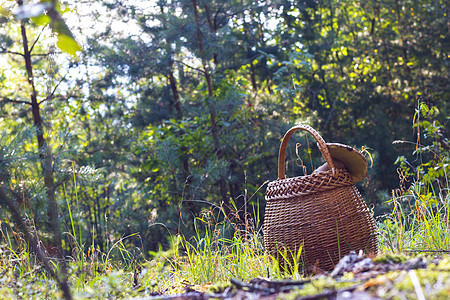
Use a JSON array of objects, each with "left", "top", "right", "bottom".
[{"left": 264, "top": 125, "right": 378, "bottom": 272}]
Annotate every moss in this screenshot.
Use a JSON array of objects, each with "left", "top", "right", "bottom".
[
  {"left": 373, "top": 254, "right": 408, "bottom": 264},
  {"left": 280, "top": 277, "right": 356, "bottom": 299},
  {"left": 386, "top": 265, "right": 450, "bottom": 299},
  {"left": 207, "top": 281, "right": 232, "bottom": 294},
  {"left": 437, "top": 258, "right": 450, "bottom": 269},
  {"left": 281, "top": 256, "right": 450, "bottom": 299}
]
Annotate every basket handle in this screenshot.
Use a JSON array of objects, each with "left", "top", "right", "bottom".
[{"left": 278, "top": 125, "right": 336, "bottom": 180}]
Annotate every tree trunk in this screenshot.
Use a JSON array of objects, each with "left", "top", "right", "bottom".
[
  {"left": 168, "top": 71, "right": 182, "bottom": 120},
  {"left": 17, "top": 1, "right": 70, "bottom": 298},
  {"left": 19, "top": 4, "right": 61, "bottom": 257},
  {"left": 192, "top": 0, "right": 230, "bottom": 214},
  {"left": 168, "top": 70, "right": 190, "bottom": 178}
]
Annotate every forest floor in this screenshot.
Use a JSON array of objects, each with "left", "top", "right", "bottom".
[{"left": 130, "top": 252, "right": 450, "bottom": 300}]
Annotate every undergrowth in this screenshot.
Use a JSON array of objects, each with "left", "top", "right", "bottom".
[
  {"left": 379, "top": 102, "right": 449, "bottom": 253},
  {"left": 0, "top": 103, "right": 447, "bottom": 299},
  {"left": 0, "top": 199, "right": 299, "bottom": 299}
]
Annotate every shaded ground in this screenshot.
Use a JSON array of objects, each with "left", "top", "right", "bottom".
[{"left": 131, "top": 252, "right": 450, "bottom": 299}]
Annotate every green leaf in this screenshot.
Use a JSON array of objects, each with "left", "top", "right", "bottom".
[
  {"left": 31, "top": 14, "right": 51, "bottom": 26},
  {"left": 56, "top": 34, "right": 82, "bottom": 56},
  {"left": 51, "top": 18, "right": 76, "bottom": 39}
]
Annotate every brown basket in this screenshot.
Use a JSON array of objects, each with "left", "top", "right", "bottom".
[{"left": 263, "top": 125, "right": 378, "bottom": 272}]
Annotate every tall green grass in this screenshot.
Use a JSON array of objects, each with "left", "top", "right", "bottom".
[
  {"left": 0, "top": 197, "right": 297, "bottom": 298},
  {"left": 379, "top": 103, "right": 449, "bottom": 253},
  {"left": 379, "top": 181, "right": 449, "bottom": 253},
  {"left": 140, "top": 205, "right": 302, "bottom": 294}
]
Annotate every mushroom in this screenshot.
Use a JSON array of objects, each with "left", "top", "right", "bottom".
[
  {"left": 313, "top": 143, "right": 368, "bottom": 182},
  {"left": 313, "top": 159, "right": 346, "bottom": 173}
]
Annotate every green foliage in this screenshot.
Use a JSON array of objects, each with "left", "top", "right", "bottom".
[
  {"left": 0, "top": 0, "right": 449, "bottom": 297},
  {"left": 379, "top": 103, "right": 449, "bottom": 253},
  {"left": 12, "top": 0, "right": 82, "bottom": 55}
]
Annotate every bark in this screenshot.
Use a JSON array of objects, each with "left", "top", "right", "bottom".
[
  {"left": 204, "top": 4, "right": 219, "bottom": 65},
  {"left": 20, "top": 9, "right": 61, "bottom": 257},
  {"left": 250, "top": 61, "right": 258, "bottom": 92},
  {"left": 94, "top": 193, "right": 104, "bottom": 253},
  {"left": 168, "top": 71, "right": 182, "bottom": 120}
]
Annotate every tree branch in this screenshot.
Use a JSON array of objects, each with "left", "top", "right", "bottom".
[
  {"left": 0, "top": 184, "right": 73, "bottom": 300},
  {"left": 31, "top": 52, "right": 53, "bottom": 57},
  {"left": 406, "top": 249, "right": 450, "bottom": 253},
  {"left": 173, "top": 59, "right": 206, "bottom": 75},
  {"left": 0, "top": 49, "right": 24, "bottom": 57},
  {"left": 39, "top": 73, "right": 68, "bottom": 105},
  {"left": 0, "top": 97, "right": 32, "bottom": 105},
  {"left": 29, "top": 25, "right": 47, "bottom": 54}
]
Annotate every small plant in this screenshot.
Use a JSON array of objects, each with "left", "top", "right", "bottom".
[
  {"left": 379, "top": 102, "right": 449, "bottom": 253},
  {"left": 270, "top": 245, "right": 304, "bottom": 279}
]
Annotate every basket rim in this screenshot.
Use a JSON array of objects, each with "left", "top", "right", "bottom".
[{"left": 265, "top": 169, "right": 354, "bottom": 201}]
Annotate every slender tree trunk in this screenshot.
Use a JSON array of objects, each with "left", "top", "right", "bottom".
[
  {"left": 192, "top": 0, "right": 230, "bottom": 214},
  {"left": 241, "top": 12, "right": 257, "bottom": 92},
  {"left": 167, "top": 69, "right": 197, "bottom": 225},
  {"left": 393, "top": 0, "right": 411, "bottom": 77},
  {"left": 168, "top": 70, "right": 190, "bottom": 178},
  {"left": 160, "top": 3, "right": 190, "bottom": 180},
  {"left": 160, "top": 3, "right": 191, "bottom": 215},
  {"left": 94, "top": 194, "right": 104, "bottom": 252},
  {"left": 249, "top": 61, "right": 258, "bottom": 92},
  {"left": 17, "top": 1, "right": 70, "bottom": 298},
  {"left": 168, "top": 71, "right": 182, "bottom": 120},
  {"left": 19, "top": 6, "right": 61, "bottom": 257}
]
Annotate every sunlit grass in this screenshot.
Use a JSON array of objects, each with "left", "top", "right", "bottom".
[
  {"left": 379, "top": 178, "right": 449, "bottom": 253},
  {"left": 1, "top": 184, "right": 450, "bottom": 299},
  {"left": 0, "top": 202, "right": 283, "bottom": 298},
  {"left": 1, "top": 155, "right": 448, "bottom": 298}
]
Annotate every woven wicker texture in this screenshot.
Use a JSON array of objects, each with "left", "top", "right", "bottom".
[{"left": 264, "top": 125, "right": 378, "bottom": 272}]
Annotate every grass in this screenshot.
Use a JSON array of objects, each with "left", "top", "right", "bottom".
[
  {"left": 0, "top": 110, "right": 448, "bottom": 298},
  {"left": 378, "top": 103, "right": 449, "bottom": 253},
  {"left": 0, "top": 162, "right": 448, "bottom": 299},
  {"left": 0, "top": 183, "right": 448, "bottom": 299},
  {"left": 0, "top": 204, "right": 262, "bottom": 298},
  {"left": 379, "top": 169, "right": 449, "bottom": 253},
  {"left": 0, "top": 197, "right": 311, "bottom": 299},
  {"left": 0, "top": 171, "right": 448, "bottom": 299}
]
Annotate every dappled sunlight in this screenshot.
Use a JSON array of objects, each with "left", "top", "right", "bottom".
[{"left": 0, "top": 0, "right": 448, "bottom": 298}]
